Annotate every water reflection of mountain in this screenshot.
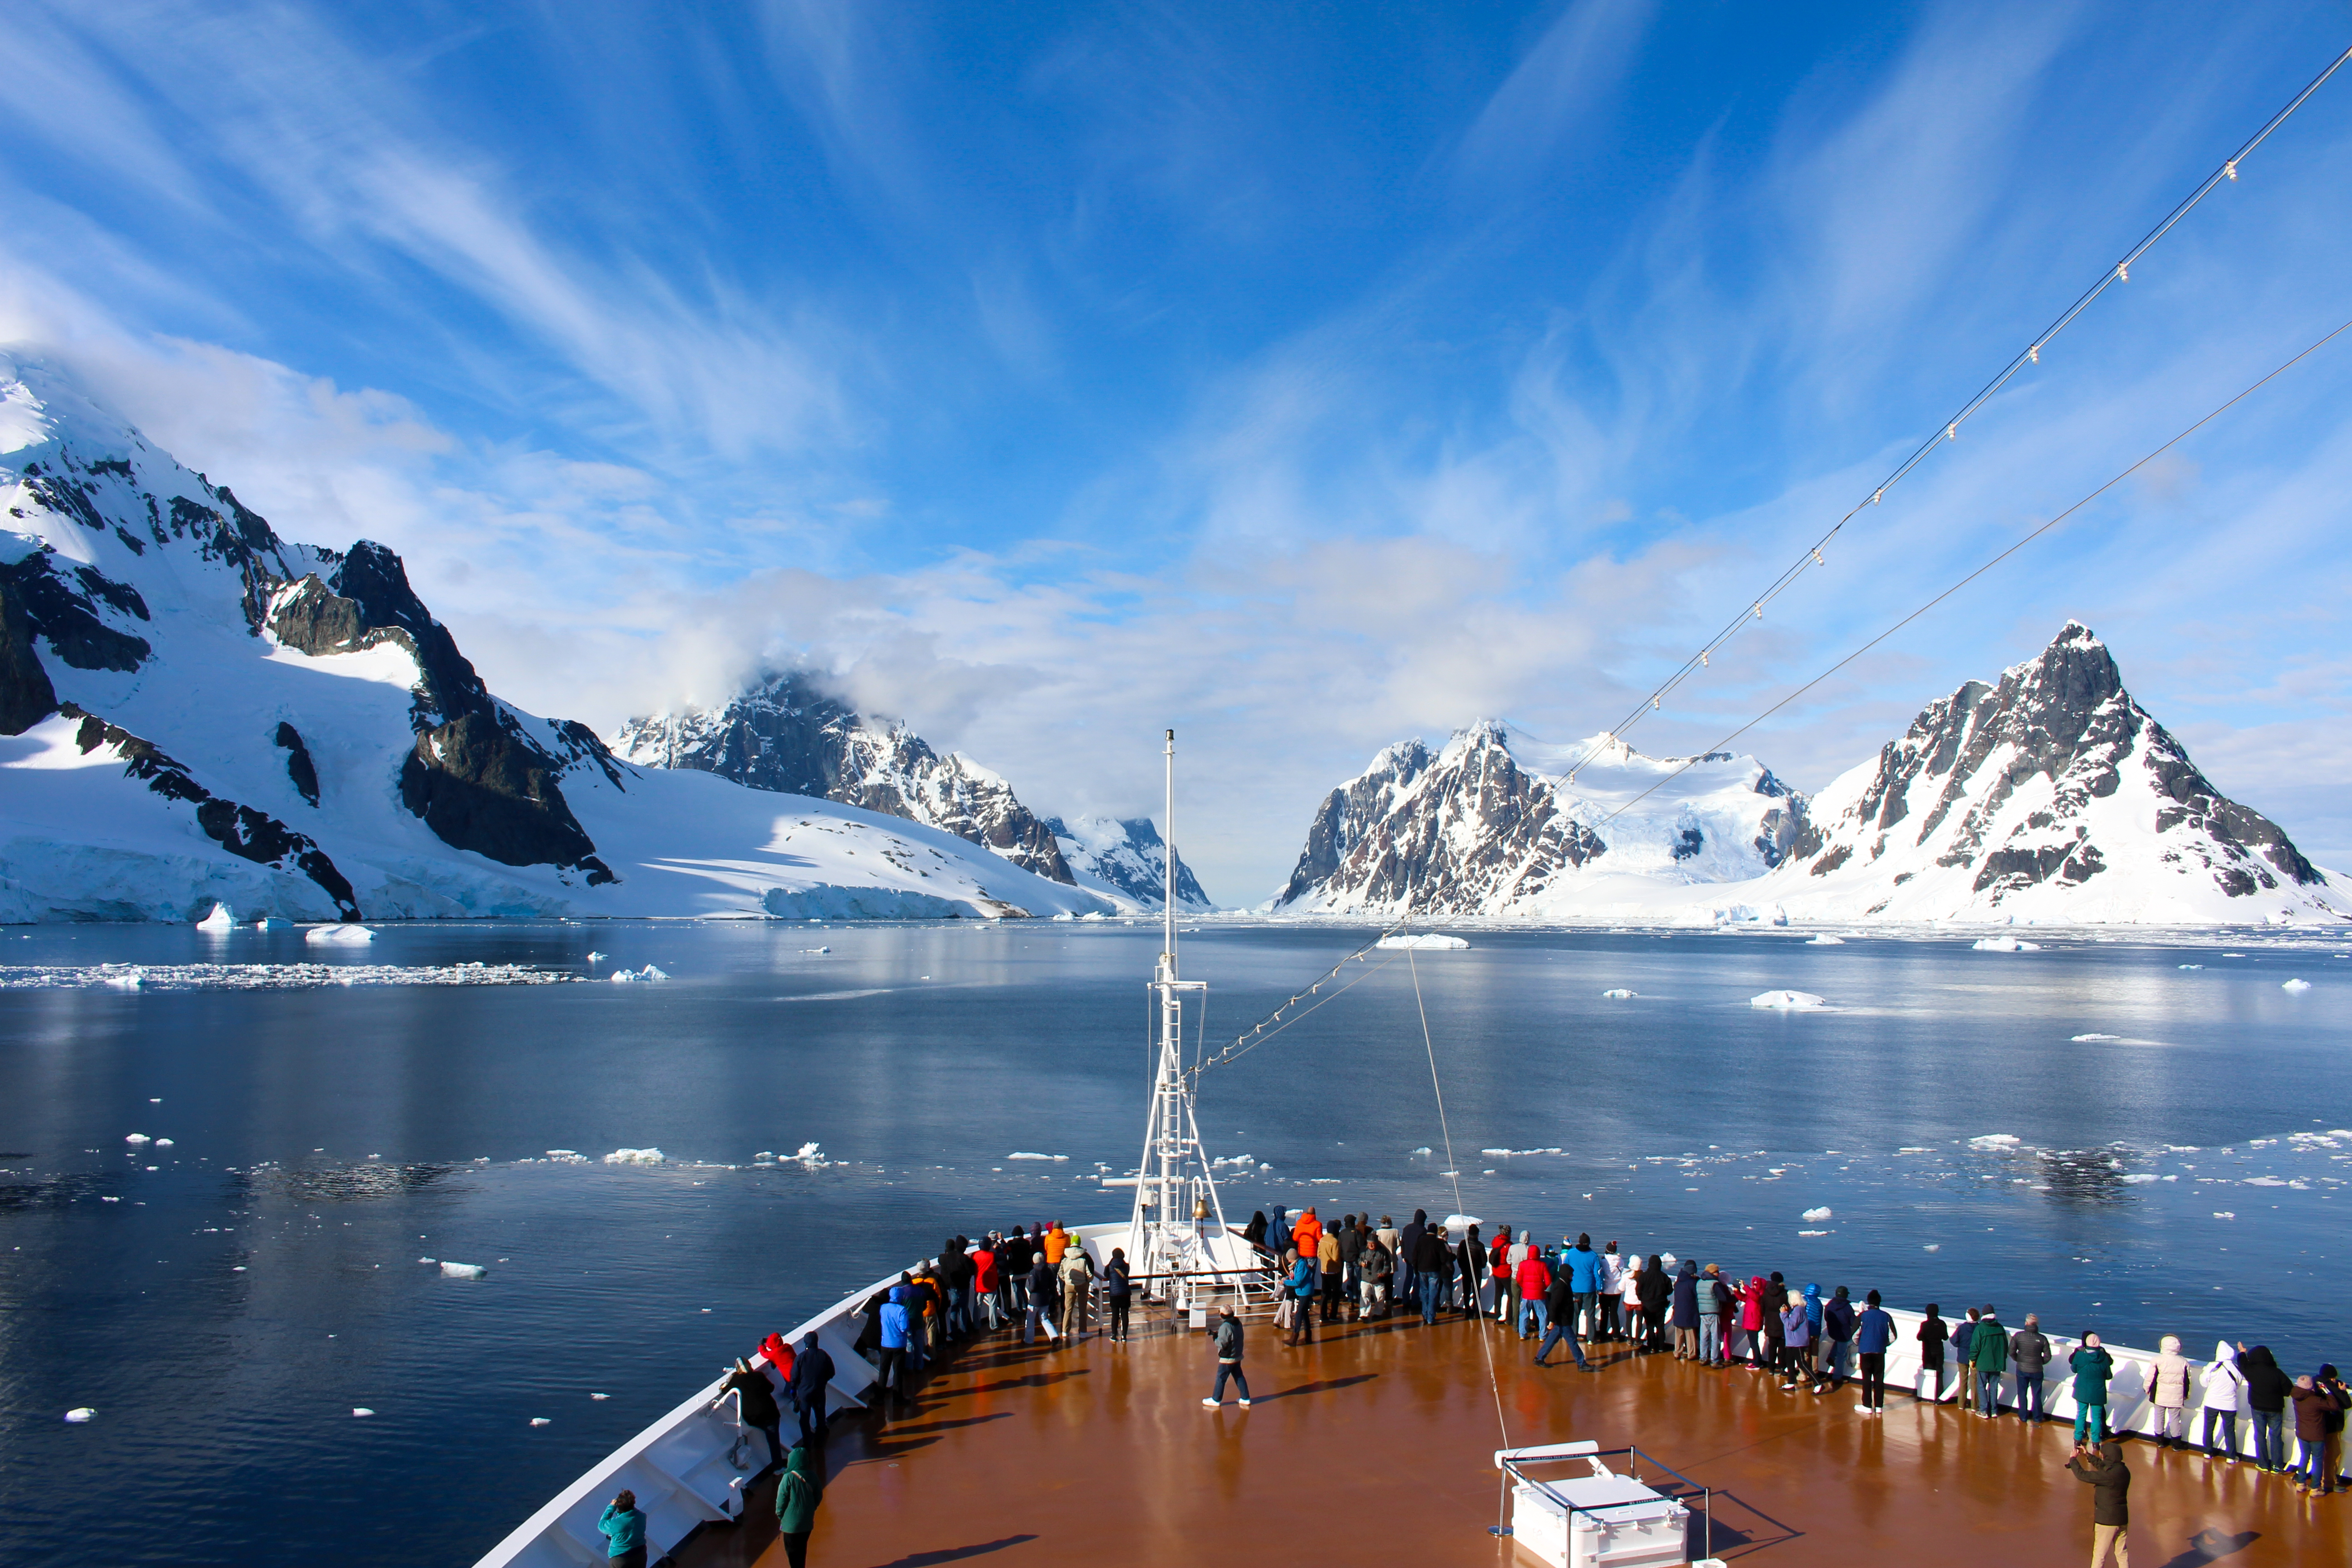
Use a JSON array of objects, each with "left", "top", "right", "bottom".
[{"left": 239, "top": 1161, "right": 463, "bottom": 1202}]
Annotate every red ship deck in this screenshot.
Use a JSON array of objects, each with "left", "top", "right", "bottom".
[{"left": 679, "top": 1307, "right": 2342, "bottom": 1567}]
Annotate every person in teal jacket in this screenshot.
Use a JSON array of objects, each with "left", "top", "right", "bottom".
[
  {"left": 773, "top": 1443, "right": 824, "bottom": 1568},
  {"left": 598, "top": 1489, "right": 647, "bottom": 1568},
  {"left": 2071, "top": 1333, "right": 2116, "bottom": 1444}
]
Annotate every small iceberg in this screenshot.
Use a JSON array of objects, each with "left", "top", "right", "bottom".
[
  {"left": 1801, "top": 1206, "right": 1833, "bottom": 1222},
  {"left": 305, "top": 924, "right": 375, "bottom": 946},
  {"left": 603, "top": 1148, "right": 665, "bottom": 1164},
  {"left": 2212, "top": 1211, "right": 2236, "bottom": 1220},
  {"left": 352, "top": 1407, "right": 374, "bottom": 1418},
  {"left": 609, "top": 964, "right": 670, "bottom": 984},
  {"left": 2179, "top": 964, "right": 2203, "bottom": 970},
  {"left": 125, "top": 1133, "right": 151, "bottom": 1145},
  {"left": 1377, "top": 933, "right": 1469, "bottom": 950},
  {"left": 1798, "top": 1229, "right": 1828, "bottom": 1237},
  {"left": 1750, "top": 990, "right": 1827, "bottom": 1010},
  {"left": 1006, "top": 1152, "right": 1069, "bottom": 1161},
  {"left": 585, "top": 951, "right": 607, "bottom": 963},
  {"left": 529, "top": 1416, "right": 552, "bottom": 1427},
  {"left": 1806, "top": 935, "right": 1845, "bottom": 946},
  {"left": 64, "top": 1407, "right": 95, "bottom": 1423},
  {"left": 104, "top": 969, "right": 144, "bottom": 990},
  {"left": 1971, "top": 936, "right": 2042, "bottom": 952},
  {"left": 252, "top": 915, "right": 290, "bottom": 930},
  {"left": 1600, "top": 988, "right": 1637, "bottom": 999},
  {"left": 440, "top": 1261, "right": 487, "bottom": 1279},
  {"left": 196, "top": 904, "right": 236, "bottom": 931},
  {"left": 1967, "top": 1133, "right": 2022, "bottom": 1150},
  {"left": 2282, "top": 979, "right": 2312, "bottom": 992},
  {"left": 790, "top": 1141, "right": 829, "bottom": 1168},
  {"left": 2072, "top": 1033, "right": 2122, "bottom": 1042}
]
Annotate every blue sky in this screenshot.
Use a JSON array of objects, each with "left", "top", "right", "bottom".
[{"left": 5, "top": 1, "right": 2351, "bottom": 899}]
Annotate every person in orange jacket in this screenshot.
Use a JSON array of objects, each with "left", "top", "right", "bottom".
[{"left": 1042, "top": 1222, "right": 1069, "bottom": 1267}]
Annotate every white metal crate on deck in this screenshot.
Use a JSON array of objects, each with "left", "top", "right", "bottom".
[{"left": 1496, "top": 1442, "right": 1695, "bottom": 1568}]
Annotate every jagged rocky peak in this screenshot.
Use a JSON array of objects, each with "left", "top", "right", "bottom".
[
  {"left": 1044, "top": 813, "right": 1212, "bottom": 910},
  {"left": 614, "top": 672, "right": 1074, "bottom": 883},
  {"left": 1276, "top": 719, "right": 1810, "bottom": 915},
  {"left": 1791, "top": 620, "right": 2328, "bottom": 916}
]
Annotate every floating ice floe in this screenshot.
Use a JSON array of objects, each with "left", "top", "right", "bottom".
[
  {"left": 1972, "top": 937, "right": 2043, "bottom": 952},
  {"left": 126, "top": 1133, "right": 151, "bottom": 1144},
  {"left": 790, "top": 1142, "right": 829, "bottom": 1168},
  {"left": 545, "top": 1150, "right": 588, "bottom": 1164},
  {"left": 64, "top": 1407, "right": 95, "bottom": 1423},
  {"left": 801, "top": 946, "right": 831, "bottom": 955},
  {"left": 196, "top": 904, "right": 236, "bottom": 931},
  {"left": 1968, "top": 1134, "right": 2023, "bottom": 1150},
  {"left": 529, "top": 1416, "right": 552, "bottom": 1427},
  {"left": 2179, "top": 964, "right": 2203, "bottom": 970},
  {"left": 440, "top": 1260, "right": 488, "bottom": 1279},
  {"left": 1600, "top": 989, "right": 1637, "bottom": 999},
  {"left": 2282, "top": 979, "right": 2312, "bottom": 992},
  {"left": 1376, "top": 933, "right": 1469, "bottom": 951},
  {"left": 590, "top": 1392, "right": 610, "bottom": 1401},
  {"left": 0, "top": 962, "right": 569, "bottom": 991},
  {"left": 1802, "top": 1206, "right": 1833, "bottom": 1221},
  {"left": 353, "top": 1407, "right": 374, "bottom": 1418},
  {"left": 1798, "top": 1230, "right": 1828, "bottom": 1237},
  {"left": 1806, "top": 935, "right": 1845, "bottom": 945},
  {"left": 603, "top": 1148, "right": 664, "bottom": 1165},
  {"left": 1750, "top": 990, "right": 1827, "bottom": 1010},
  {"left": 609, "top": 965, "right": 670, "bottom": 984},
  {"left": 304, "top": 924, "right": 375, "bottom": 946},
  {"left": 155, "top": 1139, "right": 173, "bottom": 1148},
  {"left": 100, "top": 1195, "right": 119, "bottom": 1202},
  {"left": 1480, "top": 1147, "right": 1564, "bottom": 1157},
  {"left": 252, "top": 915, "right": 290, "bottom": 930},
  {"left": 2212, "top": 1211, "right": 2236, "bottom": 1220},
  {"left": 2122, "top": 1173, "right": 2158, "bottom": 1184},
  {"left": 1006, "top": 1152, "right": 1068, "bottom": 1161},
  {"left": 2072, "top": 1033, "right": 2123, "bottom": 1042},
  {"left": 1922, "top": 1244, "right": 1940, "bottom": 1252},
  {"left": 104, "top": 969, "right": 143, "bottom": 990},
  {"left": 585, "top": 951, "right": 606, "bottom": 963},
  {"left": 1409, "top": 1147, "right": 1433, "bottom": 1156}
]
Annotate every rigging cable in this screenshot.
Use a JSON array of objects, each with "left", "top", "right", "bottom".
[
  {"left": 1191, "top": 916, "right": 1416, "bottom": 1082},
  {"left": 1553, "top": 41, "right": 2352, "bottom": 785},
  {"left": 1405, "top": 922, "right": 1511, "bottom": 1452},
  {"left": 1588, "top": 314, "right": 2352, "bottom": 830}
]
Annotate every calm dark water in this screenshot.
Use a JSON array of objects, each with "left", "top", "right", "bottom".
[{"left": 2, "top": 919, "right": 2348, "bottom": 1567}]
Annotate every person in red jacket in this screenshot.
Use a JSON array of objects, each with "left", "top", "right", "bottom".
[
  {"left": 970, "top": 1239, "right": 1000, "bottom": 1329},
  {"left": 1516, "top": 1248, "right": 1553, "bottom": 1340},
  {"left": 1487, "top": 1228, "right": 1513, "bottom": 1324}
]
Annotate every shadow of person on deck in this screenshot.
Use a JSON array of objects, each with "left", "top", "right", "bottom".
[
  {"left": 1250, "top": 1373, "right": 1377, "bottom": 1402},
  {"left": 858, "top": 1535, "right": 1039, "bottom": 1568},
  {"left": 2155, "top": 1529, "right": 2259, "bottom": 1568}
]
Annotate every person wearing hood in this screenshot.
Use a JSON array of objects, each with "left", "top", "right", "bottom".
[
  {"left": 2011, "top": 1314, "right": 2054, "bottom": 1424},
  {"left": 2064, "top": 1437, "right": 2130, "bottom": 1568},
  {"left": 789, "top": 1334, "right": 835, "bottom": 1444},
  {"left": 2316, "top": 1364, "right": 2348, "bottom": 1494},
  {"left": 1456, "top": 1225, "right": 1486, "bottom": 1318},
  {"left": 1002, "top": 1228, "right": 1034, "bottom": 1316},
  {"left": 1241, "top": 1210, "right": 1269, "bottom": 1251},
  {"left": 2071, "top": 1333, "right": 2116, "bottom": 1445},
  {"left": 1670, "top": 1260, "right": 1700, "bottom": 1359},
  {"left": 773, "top": 1443, "right": 824, "bottom": 1568},
  {"left": 1103, "top": 1246, "right": 1132, "bottom": 1343},
  {"left": 1778, "top": 1289, "right": 1813, "bottom": 1391},
  {"left": 2240, "top": 1343, "right": 2290, "bottom": 1472},
  {"left": 1291, "top": 1208, "right": 1323, "bottom": 1274},
  {"left": 1854, "top": 1290, "right": 1894, "bottom": 1415},
  {"left": 2200, "top": 1339, "right": 2245, "bottom": 1459},
  {"left": 1741, "top": 1276, "right": 1768, "bottom": 1369},
  {"left": 1265, "top": 1205, "right": 1292, "bottom": 1258},
  {"left": 2289, "top": 1369, "right": 2347, "bottom": 1494},
  {"left": 715, "top": 1356, "right": 784, "bottom": 1473},
  {"left": 2149, "top": 1336, "right": 2194, "bottom": 1449},
  {"left": 1798, "top": 1284, "right": 1827, "bottom": 1388},
  {"left": 1971, "top": 1305, "right": 2009, "bottom": 1417},
  {"left": 876, "top": 1280, "right": 914, "bottom": 1402},
  {"left": 1286, "top": 1246, "right": 1317, "bottom": 1346},
  {"left": 1516, "top": 1245, "right": 1553, "bottom": 1340}
]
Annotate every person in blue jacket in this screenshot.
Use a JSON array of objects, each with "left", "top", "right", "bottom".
[
  {"left": 1563, "top": 1234, "right": 1603, "bottom": 1343},
  {"left": 599, "top": 1489, "right": 647, "bottom": 1568},
  {"left": 1286, "top": 1246, "right": 1317, "bottom": 1346},
  {"left": 1853, "top": 1290, "right": 1895, "bottom": 1414},
  {"left": 876, "top": 1289, "right": 912, "bottom": 1402}
]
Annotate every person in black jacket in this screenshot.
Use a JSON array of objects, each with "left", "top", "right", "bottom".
[
  {"left": 1637, "top": 1254, "right": 1669, "bottom": 1354},
  {"left": 1533, "top": 1264, "right": 1589, "bottom": 1370},
  {"left": 715, "top": 1357, "right": 784, "bottom": 1473},
  {"left": 1412, "top": 1221, "right": 1449, "bottom": 1324},
  {"left": 1917, "top": 1305, "right": 1949, "bottom": 1402},
  {"left": 2240, "top": 1343, "right": 2291, "bottom": 1473},
  {"left": 788, "top": 1334, "right": 835, "bottom": 1445},
  {"left": 2065, "top": 1439, "right": 2130, "bottom": 1568}
]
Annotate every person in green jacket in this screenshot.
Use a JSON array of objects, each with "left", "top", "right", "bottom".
[
  {"left": 1971, "top": 1306, "right": 2009, "bottom": 1418},
  {"left": 598, "top": 1490, "right": 647, "bottom": 1568},
  {"left": 774, "top": 1443, "right": 824, "bottom": 1568},
  {"left": 2071, "top": 1333, "right": 2116, "bottom": 1444}
]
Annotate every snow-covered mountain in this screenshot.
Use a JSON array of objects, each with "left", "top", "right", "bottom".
[
  {"left": 613, "top": 676, "right": 1072, "bottom": 882},
  {"left": 1044, "top": 814, "right": 1212, "bottom": 911},
  {"left": 613, "top": 676, "right": 1212, "bottom": 911},
  {"left": 0, "top": 358, "right": 1111, "bottom": 923},
  {"left": 1760, "top": 622, "right": 2343, "bottom": 924},
  {"left": 1272, "top": 624, "right": 2346, "bottom": 926},
  {"left": 1272, "top": 720, "right": 1807, "bottom": 916}
]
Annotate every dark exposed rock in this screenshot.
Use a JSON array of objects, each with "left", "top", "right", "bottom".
[
  {"left": 616, "top": 671, "right": 1073, "bottom": 883},
  {"left": 275, "top": 721, "right": 319, "bottom": 807},
  {"left": 399, "top": 711, "right": 614, "bottom": 882},
  {"left": 0, "top": 574, "right": 58, "bottom": 735},
  {"left": 61, "top": 704, "right": 360, "bottom": 918},
  {"left": 0, "top": 553, "right": 151, "bottom": 671}
]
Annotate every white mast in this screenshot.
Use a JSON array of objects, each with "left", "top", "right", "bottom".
[{"left": 1127, "top": 728, "right": 1227, "bottom": 1301}]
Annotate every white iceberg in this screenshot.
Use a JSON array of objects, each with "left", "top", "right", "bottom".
[
  {"left": 2282, "top": 979, "right": 2312, "bottom": 992},
  {"left": 196, "top": 904, "right": 236, "bottom": 931},
  {"left": 545, "top": 1150, "right": 588, "bottom": 1164},
  {"left": 104, "top": 969, "right": 143, "bottom": 990},
  {"left": 1806, "top": 935, "right": 1845, "bottom": 946},
  {"left": 1006, "top": 1152, "right": 1068, "bottom": 1161},
  {"left": 154, "top": 1138, "right": 173, "bottom": 1148},
  {"left": 1798, "top": 1229, "right": 1828, "bottom": 1237},
  {"left": 2212, "top": 1211, "right": 2236, "bottom": 1220},
  {"left": 1376, "top": 933, "right": 1468, "bottom": 951},
  {"left": 791, "top": 1141, "right": 828, "bottom": 1168},
  {"left": 1600, "top": 988, "right": 1637, "bottom": 999},
  {"left": 304, "top": 924, "right": 375, "bottom": 946},
  {"left": 1802, "top": 1206, "right": 1833, "bottom": 1221},
  {"left": 1968, "top": 1133, "right": 2022, "bottom": 1150},
  {"left": 1750, "top": 990, "right": 1827, "bottom": 1010},
  {"left": 440, "top": 1261, "right": 488, "bottom": 1279},
  {"left": 125, "top": 1133, "right": 151, "bottom": 1144},
  {"left": 1971, "top": 937, "right": 2043, "bottom": 952},
  {"left": 64, "top": 1407, "right": 95, "bottom": 1423},
  {"left": 609, "top": 964, "right": 670, "bottom": 984},
  {"left": 603, "top": 1148, "right": 665, "bottom": 1165},
  {"left": 529, "top": 1416, "right": 552, "bottom": 1426},
  {"left": 585, "top": 951, "right": 607, "bottom": 962},
  {"left": 2072, "top": 1033, "right": 2122, "bottom": 1042},
  {"left": 252, "top": 915, "right": 290, "bottom": 930},
  {"left": 352, "top": 1407, "right": 374, "bottom": 1417},
  {"left": 2121, "top": 1173, "right": 2158, "bottom": 1184}
]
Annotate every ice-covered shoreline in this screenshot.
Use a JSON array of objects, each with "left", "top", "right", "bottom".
[{"left": 0, "top": 961, "right": 580, "bottom": 990}]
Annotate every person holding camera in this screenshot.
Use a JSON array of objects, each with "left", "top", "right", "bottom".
[
  {"left": 598, "top": 1489, "right": 647, "bottom": 1568},
  {"left": 2064, "top": 1438, "right": 2130, "bottom": 1568}
]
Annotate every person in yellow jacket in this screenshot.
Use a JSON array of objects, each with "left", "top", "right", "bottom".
[{"left": 1317, "top": 1227, "right": 1344, "bottom": 1323}]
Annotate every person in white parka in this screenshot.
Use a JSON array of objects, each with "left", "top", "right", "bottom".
[
  {"left": 2200, "top": 1338, "right": 2247, "bottom": 1460},
  {"left": 2150, "top": 1336, "right": 2195, "bottom": 1447}
]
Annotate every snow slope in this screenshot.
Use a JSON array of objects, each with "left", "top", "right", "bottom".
[
  {"left": 0, "top": 357, "right": 1108, "bottom": 922},
  {"left": 1045, "top": 813, "right": 1213, "bottom": 911}
]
